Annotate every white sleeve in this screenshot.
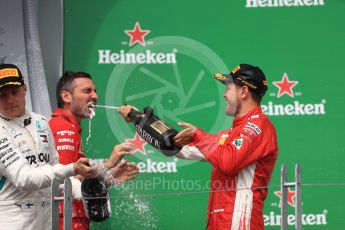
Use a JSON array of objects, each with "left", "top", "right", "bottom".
[
  {"left": 59, "top": 177, "right": 82, "bottom": 199},
  {"left": 175, "top": 145, "right": 208, "bottom": 161},
  {"left": 0, "top": 135, "right": 75, "bottom": 191},
  {"left": 70, "top": 177, "right": 82, "bottom": 199}
]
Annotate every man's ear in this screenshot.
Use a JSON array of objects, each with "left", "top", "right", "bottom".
[
  {"left": 240, "top": 86, "right": 250, "bottom": 99},
  {"left": 60, "top": 90, "right": 72, "bottom": 104}
]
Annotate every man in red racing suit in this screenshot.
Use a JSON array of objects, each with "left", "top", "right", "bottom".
[
  {"left": 179, "top": 105, "right": 277, "bottom": 229},
  {"left": 174, "top": 64, "right": 278, "bottom": 230}
]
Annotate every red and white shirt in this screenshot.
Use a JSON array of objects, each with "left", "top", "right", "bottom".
[
  {"left": 183, "top": 106, "right": 278, "bottom": 230},
  {"left": 49, "top": 109, "right": 88, "bottom": 226}
]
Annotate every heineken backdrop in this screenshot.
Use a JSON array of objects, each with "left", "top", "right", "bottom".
[{"left": 63, "top": 0, "right": 345, "bottom": 229}]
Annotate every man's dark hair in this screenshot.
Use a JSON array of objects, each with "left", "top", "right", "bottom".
[
  {"left": 233, "top": 82, "right": 263, "bottom": 104},
  {"left": 56, "top": 71, "right": 92, "bottom": 108},
  {"left": 250, "top": 91, "right": 263, "bottom": 104}
]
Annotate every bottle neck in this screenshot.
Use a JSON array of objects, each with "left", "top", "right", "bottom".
[{"left": 128, "top": 110, "right": 143, "bottom": 123}]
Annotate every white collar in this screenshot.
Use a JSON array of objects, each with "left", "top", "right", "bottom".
[{"left": 0, "top": 110, "right": 32, "bottom": 127}]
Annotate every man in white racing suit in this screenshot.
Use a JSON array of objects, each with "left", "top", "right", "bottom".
[{"left": 0, "top": 63, "right": 96, "bottom": 229}]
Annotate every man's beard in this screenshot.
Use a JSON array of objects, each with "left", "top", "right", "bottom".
[
  {"left": 73, "top": 103, "right": 93, "bottom": 119},
  {"left": 225, "top": 98, "right": 238, "bottom": 116}
]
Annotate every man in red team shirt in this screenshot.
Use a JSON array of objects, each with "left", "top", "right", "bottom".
[
  {"left": 49, "top": 71, "right": 138, "bottom": 229},
  {"left": 119, "top": 63, "right": 278, "bottom": 230},
  {"left": 174, "top": 64, "right": 278, "bottom": 230}
]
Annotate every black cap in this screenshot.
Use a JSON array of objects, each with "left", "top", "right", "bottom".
[
  {"left": 0, "top": 63, "right": 25, "bottom": 89},
  {"left": 214, "top": 64, "right": 268, "bottom": 97}
]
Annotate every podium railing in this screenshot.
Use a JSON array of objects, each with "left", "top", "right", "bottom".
[
  {"left": 51, "top": 178, "right": 73, "bottom": 230},
  {"left": 281, "top": 164, "right": 302, "bottom": 230},
  {"left": 51, "top": 164, "right": 303, "bottom": 229}
]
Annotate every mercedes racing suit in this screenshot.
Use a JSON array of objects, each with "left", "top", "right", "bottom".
[
  {"left": 49, "top": 108, "right": 89, "bottom": 229},
  {"left": 180, "top": 106, "right": 278, "bottom": 230},
  {"left": 0, "top": 111, "right": 78, "bottom": 230}
]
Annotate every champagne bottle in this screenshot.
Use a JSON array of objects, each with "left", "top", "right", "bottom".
[
  {"left": 128, "top": 107, "right": 181, "bottom": 156},
  {"left": 81, "top": 173, "right": 111, "bottom": 222}
]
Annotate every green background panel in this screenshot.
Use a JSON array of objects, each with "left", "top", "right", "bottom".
[{"left": 64, "top": 0, "right": 345, "bottom": 229}]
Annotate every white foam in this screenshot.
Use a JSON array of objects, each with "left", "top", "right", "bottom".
[{"left": 86, "top": 107, "right": 96, "bottom": 145}]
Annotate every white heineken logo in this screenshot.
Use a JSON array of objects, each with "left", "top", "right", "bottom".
[
  {"left": 261, "top": 100, "right": 326, "bottom": 116},
  {"left": 98, "top": 49, "right": 177, "bottom": 64},
  {"left": 137, "top": 158, "right": 177, "bottom": 173},
  {"left": 265, "top": 73, "right": 327, "bottom": 116},
  {"left": 246, "top": 0, "right": 325, "bottom": 8},
  {"left": 98, "top": 22, "right": 178, "bottom": 64},
  {"left": 264, "top": 211, "right": 328, "bottom": 226}
]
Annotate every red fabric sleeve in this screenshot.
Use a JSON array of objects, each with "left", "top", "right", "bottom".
[{"left": 189, "top": 128, "right": 227, "bottom": 155}]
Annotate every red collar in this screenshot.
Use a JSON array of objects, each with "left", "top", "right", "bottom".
[
  {"left": 51, "top": 108, "right": 82, "bottom": 132},
  {"left": 232, "top": 106, "right": 262, "bottom": 127}
]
